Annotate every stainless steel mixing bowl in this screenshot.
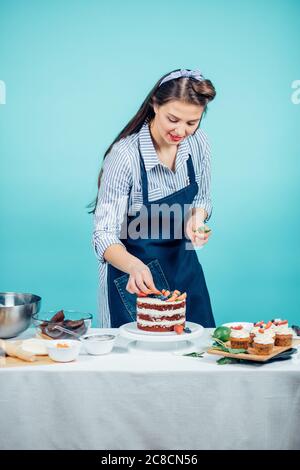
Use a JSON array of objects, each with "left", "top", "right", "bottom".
[{"left": 0, "top": 292, "right": 42, "bottom": 339}]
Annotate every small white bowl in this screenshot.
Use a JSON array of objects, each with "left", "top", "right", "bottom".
[
  {"left": 46, "top": 339, "right": 81, "bottom": 362},
  {"left": 81, "top": 333, "right": 116, "bottom": 355}
]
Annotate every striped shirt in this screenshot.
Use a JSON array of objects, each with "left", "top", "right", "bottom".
[{"left": 92, "top": 118, "right": 213, "bottom": 327}]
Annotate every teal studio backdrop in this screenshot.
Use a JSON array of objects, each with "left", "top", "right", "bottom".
[{"left": 0, "top": 0, "right": 300, "bottom": 327}]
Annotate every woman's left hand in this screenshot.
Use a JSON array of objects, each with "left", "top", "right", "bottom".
[{"left": 185, "top": 214, "right": 212, "bottom": 248}]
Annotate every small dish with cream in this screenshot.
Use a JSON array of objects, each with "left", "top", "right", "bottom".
[
  {"left": 81, "top": 334, "right": 117, "bottom": 355},
  {"left": 46, "top": 339, "right": 81, "bottom": 362}
]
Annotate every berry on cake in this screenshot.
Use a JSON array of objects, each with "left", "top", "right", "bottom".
[{"left": 136, "top": 289, "right": 187, "bottom": 332}]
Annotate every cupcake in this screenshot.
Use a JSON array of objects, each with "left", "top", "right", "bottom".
[
  {"left": 230, "top": 326, "right": 250, "bottom": 349},
  {"left": 275, "top": 324, "right": 293, "bottom": 347},
  {"left": 250, "top": 322, "right": 265, "bottom": 345},
  {"left": 263, "top": 321, "right": 276, "bottom": 340},
  {"left": 253, "top": 331, "right": 274, "bottom": 355},
  {"left": 268, "top": 322, "right": 277, "bottom": 332}
]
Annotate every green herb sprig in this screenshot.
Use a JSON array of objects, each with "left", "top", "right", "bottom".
[
  {"left": 211, "top": 337, "right": 249, "bottom": 355},
  {"left": 182, "top": 351, "right": 205, "bottom": 358},
  {"left": 217, "top": 357, "right": 241, "bottom": 365}
]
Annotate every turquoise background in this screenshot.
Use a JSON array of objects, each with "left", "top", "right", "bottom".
[{"left": 1, "top": 0, "right": 299, "bottom": 327}]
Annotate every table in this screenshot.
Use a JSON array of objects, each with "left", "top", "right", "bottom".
[{"left": 0, "top": 328, "right": 300, "bottom": 450}]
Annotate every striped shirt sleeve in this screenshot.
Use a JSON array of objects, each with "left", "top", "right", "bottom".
[
  {"left": 92, "top": 143, "right": 132, "bottom": 263},
  {"left": 191, "top": 130, "right": 213, "bottom": 223}
]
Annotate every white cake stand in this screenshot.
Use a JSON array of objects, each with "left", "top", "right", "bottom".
[{"left": 119, "top": 321, "right": 204, "bottom": 354}]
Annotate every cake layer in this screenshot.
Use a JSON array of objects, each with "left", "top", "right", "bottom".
[
  {"left": 137, "top": 324, "right": 185, "bottom": 332},
  {"left": 137, "top": 301, "right": 185, "bottom": 311},
  {"left": 137, "top": 318, "right": 185, "bottom": 327},
  {"left": 137, "top": 297, "right": 185, "bottom": 306},
  {"left": 138, "top": 313, "right": 184, "bottom": 322},
  {"left": 137, "top": 307, "right": 185, "bottom": 317}
]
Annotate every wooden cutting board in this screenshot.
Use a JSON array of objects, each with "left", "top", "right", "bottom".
[
  {"left": 207, "top": 338, "right": 300, "bottom": 362},
  {"left": 0, "top": 339, "right": 70, "bottom": 368},
  {"left": 0, "top": 355, "right": 60, "bottom": 368}
]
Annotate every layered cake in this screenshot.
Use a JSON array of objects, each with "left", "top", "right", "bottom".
[{"left": 136, "top": 289, "right": 187, "bottom": 332}]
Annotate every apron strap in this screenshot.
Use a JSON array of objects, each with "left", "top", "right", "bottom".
[
  {"left": 138, "top": 141, "right": 149, "bottom": 204},
  {"left": 186, "top": 153, "right": 196, "bottom": 184}
]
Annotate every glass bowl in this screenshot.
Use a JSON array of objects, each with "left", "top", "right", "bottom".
[{"left": 32, "top": 309, "right": 92, "bottom": 339}]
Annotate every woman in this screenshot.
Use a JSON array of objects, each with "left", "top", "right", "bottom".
[{"left": 90, "top": 68, "right": 216, "bottom": 328}]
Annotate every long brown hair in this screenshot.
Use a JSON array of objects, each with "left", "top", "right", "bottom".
[{"left": 87, "top": 68, "right": 216, "bottom": 214}]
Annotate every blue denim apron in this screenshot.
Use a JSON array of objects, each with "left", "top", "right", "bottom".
[{"left": 107, "top": 143, "right": 215, "bottom": 328}]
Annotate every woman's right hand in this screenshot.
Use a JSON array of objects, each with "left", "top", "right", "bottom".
[{"left": 126, "top": 260, "right": 161, "bottom": 295}]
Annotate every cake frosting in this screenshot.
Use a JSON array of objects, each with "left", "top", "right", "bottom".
[
  {"left": 250, "top": 326, "right": 264, "bottom": 336},
  {"left": 251, "top": 321, "right": 279, "bottom": 338},
  {"left": 275, "top": 325, "right": 293, "bottom": 336},
  {"left": 136, "top": 290, "right": 186, "bottom": 332},
  {"left": 230, "top": 328, "right": 250, "bottom": 339},
  {"left": 263, "top": 329, "right": 276, "bottom": 339},
  {"left": 253, "top": 334, "right": 274, "bottom": 345}
]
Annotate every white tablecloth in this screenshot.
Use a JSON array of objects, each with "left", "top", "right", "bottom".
[{"left": 0, "top": 328, "right": 300, "bottom": 450}]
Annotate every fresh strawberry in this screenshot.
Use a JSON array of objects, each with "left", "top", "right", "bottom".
[
  {"left": 167, "top": 291, "right": 180, "bottom": 302},
  {"left": 167, "top": 290, "right": 181, "bottom": 302},
  {"left": 258, "top": 328, "right": 265, "bottom": 334},
  {"left": 174, "top": 324, "right": 184, "bottom": 334},
  {"left": 231, "top": 325, "right": 243, "bottom": 330},
  {"left": 254, "top": 321, "right": 264, "bottom": 327},
  {"left": 175, "top": 292, "right": 187, "bottom": 301}
]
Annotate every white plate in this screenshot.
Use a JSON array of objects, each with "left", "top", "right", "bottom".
[
  {"left": 119, "top": 321, "right": 203, "bottom": 343},
  {"left": 222, "top": 322, "right": 254, "bottom": 331}
]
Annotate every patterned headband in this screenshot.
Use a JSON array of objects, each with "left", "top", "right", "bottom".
[{"left": 159, "top": 69, "right": 205, "bottom": 87}]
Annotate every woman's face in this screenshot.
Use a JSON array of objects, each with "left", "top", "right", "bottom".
[{"left": 152, "top": 100, "right": 204, "bottom": 145}]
